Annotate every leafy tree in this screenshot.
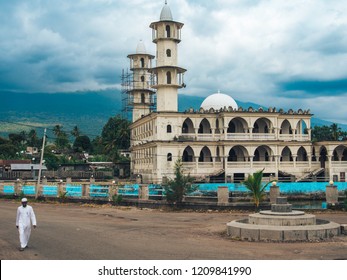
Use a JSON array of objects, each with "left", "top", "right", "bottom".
[
  {"left": 243, "top": 169, "right": 272, "bottom": 211},
  {"left": 91, "top": 136, "right": 104, "bottom": 154},
  {"left": 311, "top": 124, "right": 346, "bottom": 142},
  {"left": 0, "top": 143, "right": 18, "bottom": 159},
  {"left": 43, "top": 150, "right": 60, "bottom": 170},
  {"left": 0, "top": 137, "right": 10, "bottom": 145},
  {"left": 311, "top": 125, "right": 332, "bottom": 141},
  {"left": 8, "top": 133, "right": 26, "bottom": 146},
  {"left": 164, "top": 158, "right": 196, "bottom": 204},
  {"left": 73, "top": 135, "right": 92, "bottom": 152},
  {"left": 100, "top": 115, "right": 130, "bottom": 161}
]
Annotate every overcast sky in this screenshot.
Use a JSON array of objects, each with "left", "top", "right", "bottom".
[{"left": 1, "top": 0, "right": 347, "bottom": 124}]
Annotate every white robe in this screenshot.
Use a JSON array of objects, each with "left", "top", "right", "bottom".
[{"left": 16, "top": 205, "right": 37, "bottom": 249}]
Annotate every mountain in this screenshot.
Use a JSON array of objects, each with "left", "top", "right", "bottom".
[{"left": 1, "top": 89, "right": 346, "bottom": 138}]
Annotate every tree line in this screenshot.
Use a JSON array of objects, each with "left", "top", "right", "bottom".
[
  {"left": 311, "top": 123, "right": 347, "bottom": 142},
  {"left": 1, "top": 119, "right": 346, "bottom": 170},
  {"left": 0, "top": 115, "right": 130, "bottom": 170}
]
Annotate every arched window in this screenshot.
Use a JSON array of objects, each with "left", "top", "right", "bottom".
[
  {"left": 167, "top": 153, "right": 172, "bottom": 161},
  {"left": 182, "top": 146, "right": 194, "bottom": 162},
  {"left": 140, "top": 58, "right": 145, "bottom": 68},
  {"left": 166, "top": 71, "right": 171, "bottom": 84},
  {"left": 166, "top": 49, "right": 171, "bottom": 57},
  {"left": 141, "top": 75, "right": 145, "bottom": 82},
  {"left": 141, "top": 93, "right": 145, "bottom": 104},
  {"left": 166, "top": 25, "right": 171, "bottom": 38},
  {"left": 167, "top": 125, "right": 172, "bottom": 133}
]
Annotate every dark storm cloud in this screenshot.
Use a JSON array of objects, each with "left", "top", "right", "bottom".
[
  {"left": 280, "top": 78, "right": 347, "bottom": 97},
  {"left": 0, "top": 0, "right": 346, "bottom": 123}
]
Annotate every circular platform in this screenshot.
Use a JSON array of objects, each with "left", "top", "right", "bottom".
[
  {"left": 249, "top": 212, "right": 316, "bottom": 226},
  {"left": 259, "top": 210, "right": 305, "bottom": 216},
  {"left": 226, "top": 219, "right": 341, "bottom": 241}
]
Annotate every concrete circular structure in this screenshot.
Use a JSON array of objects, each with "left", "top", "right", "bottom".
[
  {"left": 226, "top": 197, "right": 341, "bottom": 241},
  {"left": 200, "top": 91, "right": 238, "bottom": 111}
]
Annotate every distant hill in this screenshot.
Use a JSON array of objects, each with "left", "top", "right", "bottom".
[{"left": 1, "top": 89, "right": 346, "bottom": 138}]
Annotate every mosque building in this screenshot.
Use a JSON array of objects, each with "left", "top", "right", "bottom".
[{"left": 123, "top": 2, "right": 347, "bottom": 184}]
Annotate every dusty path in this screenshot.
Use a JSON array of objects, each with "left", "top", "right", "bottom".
[{"left": 1, "top": 199, "right": 346, "bottom": 260}]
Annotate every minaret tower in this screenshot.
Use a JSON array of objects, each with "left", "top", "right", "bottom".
[
  {"left": 149, "top": 1, "right": 186, "bottom": 112},
  {"left": 127, "top": 40, "right": 155, "bottom": 122}
]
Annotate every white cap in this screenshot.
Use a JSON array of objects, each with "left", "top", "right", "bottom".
[{"left": 21, "top": 198, "right": 28, "bottom": 202}]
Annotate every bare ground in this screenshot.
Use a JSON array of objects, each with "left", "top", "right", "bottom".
[{"left": 0, "top": 199, "right": 346, "bottom": 260}]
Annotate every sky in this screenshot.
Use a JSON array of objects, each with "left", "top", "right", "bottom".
[{"left": 1, "top": 0, "right": 347, "bottom": 124}]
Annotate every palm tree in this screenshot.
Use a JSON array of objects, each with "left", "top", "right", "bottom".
[
  {"left": 28, "top": 129, "right": 39, "bottom": 147},
  {"left": 53, "top": 124, "right": 62, "bottom": 137},
  {"left": 71, "top": 126, "right": 80, "bottom": 138},
  {"left": 243, "top": 169, "right": 272, "bottom": 211},
  {"left": 330, "top": 123, "right": 341, "bottom": 141}
]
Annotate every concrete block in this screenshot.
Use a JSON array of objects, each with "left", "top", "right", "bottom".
[
  {"left": 217, "top": 186, "right": 229, "bottom": 205},
  {"left": 241, "top": 228, "right": 259, "bottom": 241},
  {"left": 269, "top": 186, "right": 280, "bottom": 204},
  {"left": 276, "top": 197, "right": 288, "bottom": 204},
  {"left": 139, "top": 185, "right": 149, "bottom": 200},
  {"left": 326, "top": 185, "right": 338, "bottom": 204},
  {"left": 271, "top": 204, "right": 292, "bottom": 212},
  {"left": 259, "top": 229, "right": 283, "bottom": 241},
  {"left": 283, "top": 229, "right": 307, "bottom": 241},
  {"left": 341, "top": 224, "right": 347, "bottom": 235},
  {"left": 326, "top": 227, "right": 340, "bottom": 238},
  {"left": 227, "top": 226, "right": 241, "bottom": 238},
  {"left": 307, "top": 229, "right": 326, "bottom": 240}
]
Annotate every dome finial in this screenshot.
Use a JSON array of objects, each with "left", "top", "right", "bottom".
[{"left": 160, "top": 0, "right": 173, "bottom": 21}]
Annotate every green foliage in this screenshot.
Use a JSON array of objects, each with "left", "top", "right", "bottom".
[
  {"left": 53, "top": 124, "right": 70, "bottom": 149},
  {"left": 243, "top": 169, "right": 272, "bottom": 211},
  {"left": 312, "top": 124, "right": 347, "bottom": 142},
  {"left": 112, "top": 194, "right": 123, "bottom": 205},
  {"left": 43, "top": 150, "right": 60, "bottom": 170},
  {"left": 0, "top": 143, "right": 18, "bottom": 158},
  {"left": 71, "top": 126, "right": 80, "bottom": 138},
  {"left": 164, "top": 158, "right": 196, "bottom": 204},
  {"left": 9, "top": 133, "right": 26, "bottom": 146},
  {"left": 27, "top": 129, "right": 41, "bottom": 147},
  {"left": 100, "top": 115, "right": 130, "bottom": 162},
  {"left": 73, "top": 135, "right": 92, "bottom": 153},
  {"left": 0, "top": 137, "right": 10, "bottom": 145},
  {"left": 58, "top": 190, "right": 68, "bottom": 202}
]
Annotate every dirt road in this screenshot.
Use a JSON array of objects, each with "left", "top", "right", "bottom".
[{"left": 1, "top": 199, "right": 346, "bottom": 260}]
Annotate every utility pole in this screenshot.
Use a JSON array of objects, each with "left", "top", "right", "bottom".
[{"left": 36, "top": 128, "right": 46, "bottom": 198}]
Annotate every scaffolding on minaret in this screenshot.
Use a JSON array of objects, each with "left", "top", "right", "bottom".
[{"left": 121, "top": 68, "right": 156, "bottom": 121}]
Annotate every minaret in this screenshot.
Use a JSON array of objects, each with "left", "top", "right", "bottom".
[
  {"left": 127, "top": 40, "right": 155, "bottom": 122},
  {"left": 149, "top": 1, "right": 186, "bottom": 112}
]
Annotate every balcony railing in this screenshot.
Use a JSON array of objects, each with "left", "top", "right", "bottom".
[
  {"left": 177, "top": 132, "right": 309, "bottom": 141},
  {"left": 279, "top": 134, "right": 310, "bottom": 141}
]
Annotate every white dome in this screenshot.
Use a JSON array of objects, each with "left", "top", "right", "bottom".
[
  {"left": 200, "top": 92, "right": 238, "bottom": 111},
  {"left": 160, "top": 2, "right": 173, "bottom": 21},
  {"left": 136, "top": 40, "right": 146, "bottom": 54}
]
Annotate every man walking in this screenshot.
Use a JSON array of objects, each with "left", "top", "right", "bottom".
[{"left": 16, "top": 198, "right": 37, "bottom": 251}]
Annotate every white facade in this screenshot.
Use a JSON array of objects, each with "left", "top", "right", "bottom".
[{"left": 127, "top": 3, "right": 347, "bottom": 184}]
